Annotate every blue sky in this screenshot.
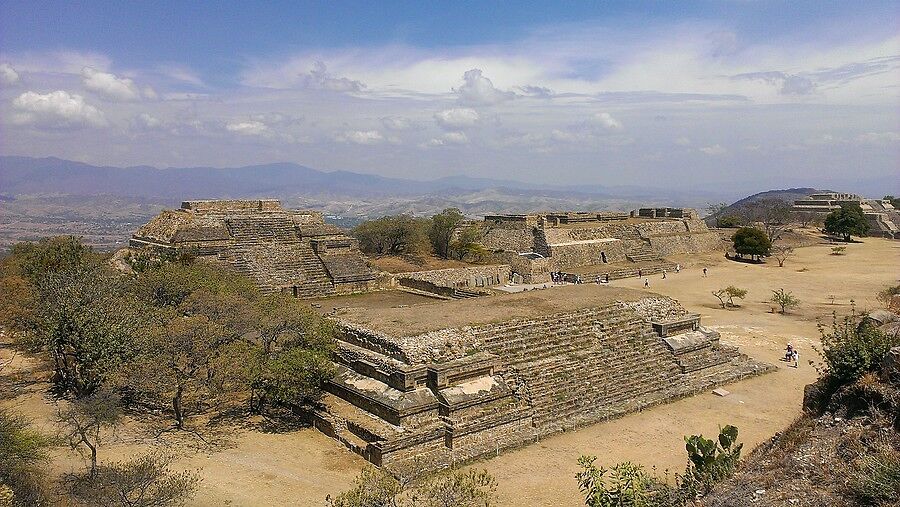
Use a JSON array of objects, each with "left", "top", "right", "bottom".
[{"left": 0, "top": 1, "right": 898, "bottom": 194}]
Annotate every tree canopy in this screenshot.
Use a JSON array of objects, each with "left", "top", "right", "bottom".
[
  {"left": 428, "top": 208, "right": 465, "bottom": 259},
  {"left": 352, "top": 215, "right": 431, "bottom": 257},
  {"left": 824, "top": 203, "right": 869, "bottom": 241},
  {"left": 731, "top": 227, "right": 771, "bottom": 260}
]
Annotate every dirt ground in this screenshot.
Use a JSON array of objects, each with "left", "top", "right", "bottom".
[{"left": 2, "top": 235, "right": 897, "bottom": 506}]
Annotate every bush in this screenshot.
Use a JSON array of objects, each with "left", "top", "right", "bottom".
[
  {"left": 771, "top": 288, "right": 800, "bottom": 314},
  {"left": 712, "top": 286, "right": 747, "bottom": 308},
  {"left": 850, "top": 441, "right": 900, "bottom": 505},
  {"left": 682, "top": 425, "right": 742, "bottom": 496},
  {"left": 327, "top": 467, "right": 497, "bottom": 507},
  {"left": 68, "top": 451, "right": 200, "bottom": 507},
  {"left": 0, "top": 409, "right": 53, "bottom": 506},
  {"left": 816, "top": 313, "right": 900, "bottom": 388},
  {"left": 576, "top": 457, "right": 654, "bottom": 507}
]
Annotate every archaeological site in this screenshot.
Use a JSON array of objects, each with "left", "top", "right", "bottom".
[{"left": 130, "top": 199, "right": 774, "bottom": 474}]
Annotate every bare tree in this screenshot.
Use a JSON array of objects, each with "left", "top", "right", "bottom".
[
  {"left": 58, "top": 390, "right": 121, "bottom": 478},
  {"left": 771, "top": 245, "right": 794, "bottom": 267},
  {"left": 740, "top": 199, "right": 793, "bottom": 242},
  {"left": 68, "top": 451, "right": 200, "bottom": 507}
]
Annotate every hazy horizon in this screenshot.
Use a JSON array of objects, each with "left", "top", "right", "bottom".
[{"left": 1, "top": 1, "right": 898, "bottom": 192}]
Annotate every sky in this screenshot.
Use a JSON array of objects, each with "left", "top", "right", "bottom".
[{"left": 0, "top": 1, "right": 898, "bottom": 194}]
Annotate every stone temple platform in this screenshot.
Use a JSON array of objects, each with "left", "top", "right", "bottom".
[
  {"left": 310, "top": 284, "right": 773, "bottom": 475},
  {"left": 130, "top": 199, "right": 377, "bottom": 297}
]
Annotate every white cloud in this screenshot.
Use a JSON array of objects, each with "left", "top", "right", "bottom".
[
  {"left": 142, "top": 86, "right": 158, "bottom": 100},
  {"left": 11, "top": 90, "right": 106, "bottom": 128},
  {"left": 856, "top": 131, "right": 900, "bottom": 144},
  {"left": 699, "top": 144, "right": 727, "bottom": 155},
  {"left": 298, "top": 61, "right": 365, "bottom": 92},
  {"left": 381, "top": 116, "right": 412, "bottom": 131},
  {"left": 0, "top": 63, "right": 20, "bottom": 85},
  {"left": 337, "top": 130, "right": 386, "bottom": 145},
  {"left": 434, "top": 108, "right": 479, "bottom": 129},
  {"left": 226, "top": 120, "right": 272, "bottom": 136},
  {"left": 593, "top": 112, "right": 622, "bottom": 130},
  {"left": 81, "top": 67, "right": 143, "bottom": 101},
  {"left": 131, "top": 112, "right": 163, "bottom": 130},
  {"left": 424, "top": 131, "right": 469, "bottom": 147},
  {"left": 454, "top": 69, "right": 516, "bottom": 105}
]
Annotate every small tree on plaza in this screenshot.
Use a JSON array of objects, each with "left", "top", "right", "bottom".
[
  {"left": 771, "top": 288, "right": 800, "bottom": 314},
  {"left": 731, "top": 227, "right": 771, "bottom": 261}
]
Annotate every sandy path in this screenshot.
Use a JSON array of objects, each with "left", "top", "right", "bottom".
[{"left": 2, "top": 237, "right": 896, "bottom": 506}]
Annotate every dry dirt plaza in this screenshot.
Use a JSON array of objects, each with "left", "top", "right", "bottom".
[{"left": 2, "top": 235, "right": 898, "bottom": 506}]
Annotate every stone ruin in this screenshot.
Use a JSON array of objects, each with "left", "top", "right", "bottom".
[
  {"left": 477, "top": 209, "right": 721, "bottom": 284},
  {"left": 130, "top": 199, "right": 377, "bottom": 297},
  {"left": 309, "top": 285, "right": 772, "bottom": 475},
  {"left": 792, "top": 192, "right": 900, "bottom": 239}
]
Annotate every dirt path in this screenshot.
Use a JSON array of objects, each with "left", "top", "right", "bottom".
[{"left": 2, "top": 237, "right": 897, "bottom": 506}]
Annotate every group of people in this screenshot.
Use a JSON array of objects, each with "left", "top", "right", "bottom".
[
  {"left": 784, "top": 343, "right": 801, "bottom": 368},
  {"left": 642, "top": 263, "right": 690, "bottom": 288}
]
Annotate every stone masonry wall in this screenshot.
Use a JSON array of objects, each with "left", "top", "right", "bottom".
[
  {"left": 398, "top": 265, "right": 511, "bottom": 289},
  {"left": 479, "top": 226, "right": 537, "bottom": 253}
]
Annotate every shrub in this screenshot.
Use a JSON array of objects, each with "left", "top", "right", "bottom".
[
  {"left": 68, "top": 451, "right": 200, "bottom": 507},
  {"left": 850, "top": 441, "right": 900, "bottom": 505},
  {"left": 771, "top": 288, "right": 800, "bottom": 314},
  {"left": 712, "top": 286, "right": 748, "bottom": 308},
  {"left": 816, "top": 313, "right": 900, "bottom": 388},
  {"left": 876, "top": 285, "right": 900, "bottom": 312},
  {"left": 0, "top": 409, "right": 53, "bottom": 506},
  {"left": 831, "top": 246, "right": 847, "bottom": 256},
  {"left": 682, "top": 425, "right": 743, "bottom": 496},
  {"left": 576, "top": 457, "right": 653, "bottom": 507}
]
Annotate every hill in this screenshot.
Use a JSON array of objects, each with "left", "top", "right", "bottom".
[{"left": 704, "top": 188, "right": 823, "bottom": 226}]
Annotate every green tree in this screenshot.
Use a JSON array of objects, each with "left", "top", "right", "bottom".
[
  {"left": 353, "top": 215, "right": 431, "bottom": 257},
  {"left": 36, "top": 265, "right": 145, "bottom": 397},
  {"left": 249, "top": 347, "right": 335, "bottom": 413},
  {"left": 824, "top": 203, "right": 869, "bottom": 241},
  {"left": 771, "top": 288, "right": 800, "bottom": 314},
  {"left": 712, "top": 286, "right": 748, "bottom": 308},
  {"left": 254, "top": 293, "right": 334, "bottom": 354},
  {"left": 716, "top": 215, "right": 741, "bottom": 228},
  {"left": 429, "top": 208, "right": 466, "bottom": 259},
  {"left": 449, "top": 225, "right": 489, "bottom": 262},
  {"left": 731, "top": 227, "right": 771, "bottom": 261},
  {"left": 11, "top": 235, "right": 93, "bottom": 286}
]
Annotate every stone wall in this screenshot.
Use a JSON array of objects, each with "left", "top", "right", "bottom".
[
  {"left": 496, "top": 252, "right": 554, "bottom": 284},
  {"left": 398, "top": 265, "right": 511, "bottom": 289},
  {"left": 479, "top": 226, "right": 537, "bottom": 253},
  {"left": 648, "top": 231, "right": 722, "bottom": 256}
]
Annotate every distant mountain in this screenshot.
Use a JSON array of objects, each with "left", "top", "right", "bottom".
[
  {"left": 0, "top": 156, "right": 716, "bottom": 202},
  {"left": 704, "top": 187, "right": 823, "bottom": 225}
]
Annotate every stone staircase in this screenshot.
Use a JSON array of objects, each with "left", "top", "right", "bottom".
[
  {"left": 625, "top": 240, "right": 661, "bottom": 263},
  {"left": 451, "top": 288, "right": 487, "bottom": 299},
  {"left": 224, "top": 214, "right": 301, "bottom": 243},
  {"left": 471, "top": 305, "right": 683, "bottom": 431}
]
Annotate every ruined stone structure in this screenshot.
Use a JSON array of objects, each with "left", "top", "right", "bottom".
[
  {"left": 310, "top": 286, "right": 771, "bottom": 474},
  {"left": 791, "top": 192, "right": 900, "bottom": 239},
  {"left": 130, "top": 200, "right": 377, "bottom": 297},
  {"left": 479, "top": 209, "right": 721, "bottom": 283}
]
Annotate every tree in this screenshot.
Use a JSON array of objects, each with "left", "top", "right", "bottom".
[
  {"left": 716, "top": 215, "right": 741, "bottom": 228},
  {"left": 740, "top": 199, "right": 792, "bottom": 242},
  {"left": 353, "top": 215, "right": 431, "bottom": 257},
  {"left": 0, "top": 409, "right": 53, "bottom": 505},
  {"left": 249, "top": 347, "right": 335, "bottom": 413},
  {"left": 712, "top": 286, "right": 748, "bottom": 308},
  {"left": 11, "top": 235, "right": 93, "bottom": 286},
  {"left": 36, "top": 265, "right": 145, "bottom": 397},
  {"left": 771, "top": 288, "right": 800, "bottom": 314},
  {"left": 327, "top": 467, "right": 402, "bottom": 507},
  {"left": 58, "top": 390, "right": 122, "bottom": 478},
  {"left": 731, "top": 227, "right": 771, "bottom": 261},
  {"left": 411, "top": 469, "right": 496, "bottom": 507},
  {"left": 254, "top": 293, "right": 334, "bottom": 354},
  {"left": 449, "top": 225, "right": 489, "bottom": 262},
  {"left": 429, "top": 208, "right": 465, "bottom": 259},
  {"left": 815, "top": 313, "right": 900, "bottom": 388},
  {"left": 68, "top": 452, "right": 200, "bottom": 507},
  {"left": 770, "top": 244, "right": 794, "bottom": 267},
  {"left": 824, "top": 203, "right": 869, "bottom": 242},
  {"left": 129, "top": 314, "right": 245, "bottom": 429}
]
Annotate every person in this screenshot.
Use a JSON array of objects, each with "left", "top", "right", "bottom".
[
  {"left": 784, "top": 343, "right": 794, "bottom": 362},
  {"left": 662, "top": 270, "right": 667, "bottom": 279},
  {"left": 791, "top": 349, "right": 800, "bottom": 368},
  {"left": 605, "top": 273, "right": 610, "bottom": 283},
  {"left": 675, "top": 263, "right": 681, "bottom": 273},
  {"left": 638, "top": 268, "right": 642, "bottom": 278},
  {"left": 595, "top": 275, "right": 601, "bottom": 284},
  {"left": 702, "top": 267, "right": 708, "bottom": 277},
  {"left": 644, "top": 278, "right": 650, "bottom": 288}
]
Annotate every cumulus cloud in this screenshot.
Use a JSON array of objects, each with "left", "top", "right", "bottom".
[
  {"left": 131, "top": 112, "right": 163, "bottom": 130},
  {"left": 11, "top": 90, "right": 106, "bottom": 128},
  {"left": 0, "top": 63, "right": 20, "bottom": 85},
  {"left": 299, "top": 61, "right": 365, "bottom": 92},
  {"left": 699, "top": 144, "right": 727, "bottom": 155},
  {"left": 380, "top": 116, "right": 412, "bottom": 131},
  {"left": 454, "top": 69, "right": 516, "bottom": 105},
  {"left": 732, "top": 71, "right": 816, "bottom": 95},
  {"left": 434, "top": 108, "right": 479, "bottom": 129},
  {"left": 226, "top": 120, "right": 272, "bottom": 136},
  {"left": 336, "top": 130, "right": 388, "bottom": 145},
  {"left": 81, "top": 67, "right": 146, "bottom": 101},
  {"left": 424, "top": 131, "right": 469, "bottom": 147},
  {"left": 593, "top": 112, "right": 622, "bottom": 130}
]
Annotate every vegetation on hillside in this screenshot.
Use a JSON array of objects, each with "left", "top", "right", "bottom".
[
  {"left": 0, "top": 235, "right": 337, "bottom": 505},
  {"left": 352, "top": 208, "right": 488, "bottom": 262}
]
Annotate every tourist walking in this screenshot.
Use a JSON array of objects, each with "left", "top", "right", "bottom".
[
  {"left": 675, "top": 263, "right": 681, "bottom": 273},
  {"left": 791, "top": 349, "right": 800, "bottom": 368},
  {"left": 662, "top": 270, "right": 667, "bottom": 279},
  {"left": 644, "top": 278, "right": 650, "bottom": 288},
  {"left": 702, "top": 267, "right": 708, "bottom": 277}
]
